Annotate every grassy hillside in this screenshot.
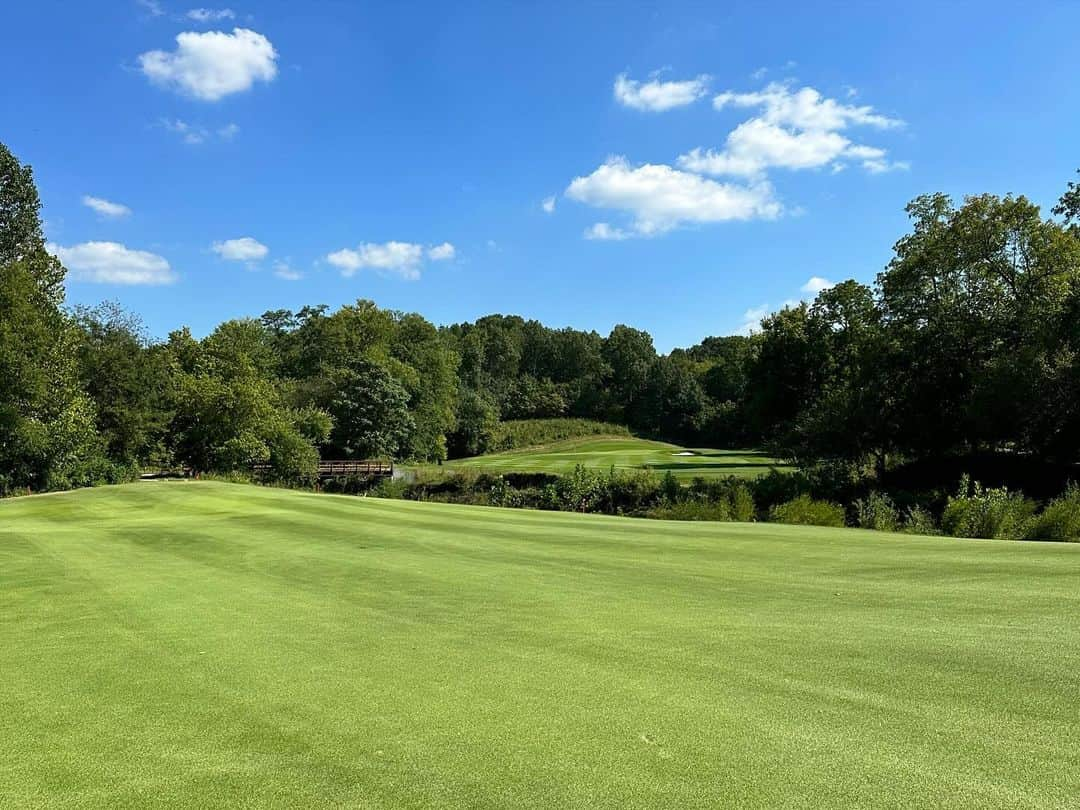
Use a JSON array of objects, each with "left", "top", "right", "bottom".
[
  {"left": 487, "top": 418, "right": 631, "bottom": 452},
  {"left": 2, "top": 482, "right": 1079, "bottom": 807},
  {"left": 446, "top": 435, "right": 793, "bottom": 480}
]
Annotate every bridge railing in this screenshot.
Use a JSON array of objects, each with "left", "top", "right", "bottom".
[{"left": 252, "top": 460, "right": 394, "bottom": 478}]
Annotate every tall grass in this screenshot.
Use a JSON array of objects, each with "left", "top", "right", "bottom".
[{"left": 487, "top": 419, "right": 631, "bottom": 453}]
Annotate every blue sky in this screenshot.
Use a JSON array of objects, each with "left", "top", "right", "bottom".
[{"left": 3, "top": 1, "right": 1079, "bottom": 350}]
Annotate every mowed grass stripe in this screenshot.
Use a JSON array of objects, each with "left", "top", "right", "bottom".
[
  {"left": 441, "top": 435, "right": 794, "bottom": 480},
  {"left": 1, "top": 482, "right": 1079, "bottom": 808}
]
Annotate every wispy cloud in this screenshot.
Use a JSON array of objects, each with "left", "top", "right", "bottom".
[
  {"left": 136, "top": 0, "right": 166, "bottom": 17},
  {"left": 272, "top": 260, "right": 303, "bottom": 281},
  {"left": 186, "top": 7, "right": 235, "bottom": 22},
  {"left": 327, "top": 241, "right": 455, "bottom": 280},
  {"left": 82, "top": 195, "right": 132, "bottom": 218},
  {"left": 158, "top": 118, "right": 239, "bottom": 145},
  {"left": 679, "top": 82, "right": 907, "bottom": 178},
  {"left": 613, "top": 71, "right": 709, "bottom": 112}
]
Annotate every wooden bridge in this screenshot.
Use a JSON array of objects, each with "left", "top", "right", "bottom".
[
  {"left": 316, "top": 459, "right": 394, "bottom": 478},
  {"left": 251, "top": 459, "right": 394, "bottom": 479}
]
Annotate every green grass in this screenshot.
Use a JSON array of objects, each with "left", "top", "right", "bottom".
[
  {"left": 2, "top": 482, "right": 1079, "bottom": 808},
  {"left": 444, "top": 435, "right": 793, "bottom": 481}
]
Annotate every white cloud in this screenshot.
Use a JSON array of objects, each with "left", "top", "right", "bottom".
[
  {"left": 737, "top": 305, "right": 770, "bottom": 335},
  {"left": 801, "top": 276, "right": 835, "bottom": 294},
  {"left": 427, "top": 242, "right": 456, "bottom": 261},
  {"left": 272, "top": 260, "right": 302, "bottom": 281},
  {"left": 713, "top": 82, "right": 902, "bottom": 130},
  {"left": 614, "top": 72, "right": 709, "bottom": 112},
  {"left": 48, "top": 241, "right": 175, "bottom": 285},
  {"left": 212, "top": 236, "right": 268, "bottom": 263},
  {"left": 680, "top": 82, "right": 906, "bottom": 178},
  {"left": 139, "top": 28, "right": 277, "bottom": 101},
  {"left": 584, "top": 222, "right": 630, "bottom": 241},
  {"left": 327, "top": 241, "right": 433, "bottom": 280},
  {"left": 158, "top": 118, "right": 237, "bottom": 144},
  {"left": 186, "top": 7, "right": 234, "bottom": 22},
  {"left": 82, "top": 195, "right": 131, "bottom": 218},
  {"left": 566, "top": 156, "right": 781, "bottom": 238},
  {"left": 541, "top": 195, "right": 556, "bottom": 214},
  {"left": 137, "top": 0, "right": 165, "bottom": 16},
  {"left": 862, "top": 157, "right": 910, "bottom": 174},
  {"left": 679, "top": 123, "right": 852, "bottom": 177},
  {"left": 737, "top": 278, "right": 838, "bottom": 333}
]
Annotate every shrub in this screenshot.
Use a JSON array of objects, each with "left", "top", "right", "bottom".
[
  {"left": 750, "top": 469, "right": 810, "bottom": 511},
  {"left": 687, "top": 477, "right": 755, "bottom": 521},
  {"left": 601, "top": 468, "right": 662, "bottom": 514},
  {"left": 940, "top": 475, "right": 1036, "bottom": 540},
  {"left": 647, "top": 500, "right": 733, "bottom": 521},
  {"left": 321, "top": 473, "right": 381, "bottom": 495},
  {"left": 729, "top": 483, "right": 756, "bottom": 522},
  {"left": 855, "top": 491, "right": 900, "bottom": 532},
  {"left": 490, "top": 476, "right": 525, "bottom": 508},
  {"left": 371, "top": 477, "right": 410, "bottom": 500},
  {"left": 51, "top": 456, "right": 139, "bottom": 490},
  {"left": 555, "top": 464, "right": 606, "bottom": 512},
  {"left": 769, "top": 495, "right": 846, "bottom": 527},
  {"left": 660, "top": 471, "right": 681, "bottom": 504},
  {"left": 901, "top": 505, "right": 939, "bottom": 535},
  {"left": 1026, "top": 483, "right": 1080, "bottom": 541}
]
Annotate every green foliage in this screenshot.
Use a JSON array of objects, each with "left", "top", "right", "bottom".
[
  {"left": 485, "top": 418, "right": 631, "bottom": 454},
  {"left": 325, "top": 358, "right": 414, "bottom": 459},
  {"left": 730, "top": 483, "right": 756, "bottom": 522},
  {"left": 370, "top": 477, "right": 410, "bottom": 500},
  {"left": 901, "top": 506, "right": 939, "bottom": 536},
  {"left": 685, "top": 477, "right": 756, "bottom": 521},
  {"left": 450, "top": 388, "right": 499, "bottom": 457},
  {"left": 1025, "top": 483, "right": 1080, "bottom": 541},
  {"left": 5, "top": 140, "right": 1080, "bottom": 508},
  {"left": 598, "top": 467, "right": 663, "bottom": 513},
  {"left": 0, "top": 143, "right": 103, "bottom": 495},
  {"left": 0, "top": 142, "right": 65, "bottom": 302},
  {"left": 769, "top": 495, "right": 847, "bottom": 527},
  {"left": 855, "top": 491, "right": 901, "bottom": 532},
  {"left": 660, "top": 470, "right": 681, "bottom": 503},
  {"left": 72, "top": 303, "right": 175, "bottom": 467},
  {"left": 553, "top": 464, "right": 606, "bottom": 512},
  {"left": 167, "top": 323, "right": 324, "bottom": 482},
  {"left": 647, "top": 500, "right": 733, "bottom": 521},
  {"left": 941, "top": 475, "right": 1037, "bottom": 540}
]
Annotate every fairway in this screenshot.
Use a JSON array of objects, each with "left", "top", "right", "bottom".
[
  {"left": 2, "top": 483, "right": 1079, "bottom": 808},
  {"left": 444, "top": 435, "right": 792, "bottom": 480}
]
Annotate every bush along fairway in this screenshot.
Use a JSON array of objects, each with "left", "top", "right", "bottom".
[{"left": 2, "top": 481, "right": 1079, "bottom": 808}]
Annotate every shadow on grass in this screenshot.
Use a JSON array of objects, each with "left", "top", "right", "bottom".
[{"left": 645, "top": 462, "right": 789, "bottom": 472}]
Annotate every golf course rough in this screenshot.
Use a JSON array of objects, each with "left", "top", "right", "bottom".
[
  {"left": 443, "top": 435, "right": 793, "bottom": 481},
  {"left": 1, "top": 482, "right": 1078, "bottom": 809}
]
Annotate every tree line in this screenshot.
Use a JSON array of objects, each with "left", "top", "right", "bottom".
[{"left": 2, "top": 139, "right": 1079, "bottom": 495}]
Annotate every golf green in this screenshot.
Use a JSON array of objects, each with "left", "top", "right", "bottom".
[
  {"left": 443, "top": 435, "right": 793, "bottom": 480},
  {"left": 2, "top": 481, "right": 1078, "bottom": 808}
]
